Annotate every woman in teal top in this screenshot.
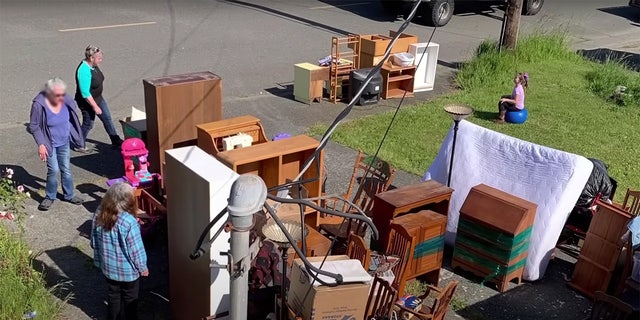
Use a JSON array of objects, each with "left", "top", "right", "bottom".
[{"left": 75, "top": 45, "right": 123, "bottom": 149}]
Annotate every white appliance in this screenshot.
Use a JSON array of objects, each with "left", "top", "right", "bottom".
[
  {"left": 222, "top": 133, "right": 253, "bottom": 151},
  {"left": 409, "top": 42, "right": 440, "bottom": 92},
  {"left": 165, "top": 146, "right": 239, "bottom": 320}
]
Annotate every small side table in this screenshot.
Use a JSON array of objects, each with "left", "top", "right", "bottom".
[
  {"left": 380, "top": 64, "right": 416, "bottom": 99},
  {"left": 294, "top": 63, "right": 329, "bottom": 104}
]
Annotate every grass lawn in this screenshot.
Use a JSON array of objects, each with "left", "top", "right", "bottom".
[
  {"left": 310, "top": 33, "right": 640, "bottom": 201},
  {"left": 0, "top": 224, "right": 64, "bottom": 319}
]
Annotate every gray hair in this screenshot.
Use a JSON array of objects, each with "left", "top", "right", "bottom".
[
  {"left": 44, "top": 77, "right": 67, "bottom": 94},
  {"left": 103, "top": 182, "right": 135, "bottom": 211},
  {"left": 85, "top": 45, "right": 101, "bottom": 59}
]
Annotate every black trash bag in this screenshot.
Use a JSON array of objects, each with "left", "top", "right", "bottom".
[{"left": 566, "top": 158, "right": 615, "bottom": 231}]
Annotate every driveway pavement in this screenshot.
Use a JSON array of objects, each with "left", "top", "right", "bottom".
[{"left": 0, "top": 1, "right": 638, "bottom": 319}]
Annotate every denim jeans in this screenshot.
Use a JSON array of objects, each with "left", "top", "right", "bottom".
[
  {"left": 45, "top": 143, "right": 75, "bottom": 201},
  {"left": 80, "top": 99, "right": 118, "bottom": 141}
]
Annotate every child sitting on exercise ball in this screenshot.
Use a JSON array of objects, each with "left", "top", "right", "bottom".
[{"left": 497, "top": 72, "right": 528, "bottom": 124}]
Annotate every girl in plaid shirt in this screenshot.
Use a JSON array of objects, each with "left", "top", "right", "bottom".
[{"left": 91, "top": 182, "right": 148, "bottom": 320}]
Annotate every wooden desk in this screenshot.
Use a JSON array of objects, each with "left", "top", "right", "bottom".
[
  {"left": 372, "top": 180, "right": 453, "bottom": 248},
  {"left": 294, "top": 63, "right": 329, "bottom": 104},
  {"left": 196, "top": 115, "right": 268, "bottom": 156}
]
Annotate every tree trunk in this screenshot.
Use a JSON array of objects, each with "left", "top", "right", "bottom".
[{"left": 501, "top": 0, "right": 524, "bottom": 49}]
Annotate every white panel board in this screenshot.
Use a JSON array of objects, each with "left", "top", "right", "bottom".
[{"left": 165, "top": 146, "right": 239, "bottom": 320}]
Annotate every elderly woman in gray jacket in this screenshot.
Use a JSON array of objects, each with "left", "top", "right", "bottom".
[{"left": 28, "top": 78, "right": 85, "bottom": 211}]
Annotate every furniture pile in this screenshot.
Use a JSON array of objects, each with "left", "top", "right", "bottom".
[{"left": 293, "top": 31, "right": 440, "bottom": 105}]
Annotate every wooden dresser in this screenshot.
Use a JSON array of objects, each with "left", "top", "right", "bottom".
[
  {"left": 569, "top": 201, "right": 631, "bottom": 298},
  {"left": 372, "top": 180, "right": 453, "bottom": 248},
  {"left": 452, "top": 184, "right": 537, "bottom": 292},
  {"left": 392, "top": 210, "right": 447, "bottom": 288},
  {"left": 143, "top": 71, "right": 223, "bottom": 176}
]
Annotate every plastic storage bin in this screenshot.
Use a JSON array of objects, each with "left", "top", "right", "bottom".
[{"left": 392, "top": 52, "right": 414, "bottom": 67}]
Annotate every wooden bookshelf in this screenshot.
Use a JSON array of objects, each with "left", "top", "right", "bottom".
[
  {"left": 381, "top": 64, "right": 416, "bottom": 99},
  {"left": 215, "top": 135, "right": 324, "bottom": 226}
]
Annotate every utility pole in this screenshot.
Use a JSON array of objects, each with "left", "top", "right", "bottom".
[{"left": 501, "top": 0, "right": 524, "bottom": 50}]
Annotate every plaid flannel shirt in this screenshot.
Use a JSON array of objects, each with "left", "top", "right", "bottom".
[{"left": 91, "top": 211, "right": 147, "bottom": 282}]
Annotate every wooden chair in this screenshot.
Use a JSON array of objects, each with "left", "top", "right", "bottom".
[
  {"left": 364, "top": 276, "right": 398, "bottom": 320},
  {"left": 137, "top": 189, "right": 167, "bottom": 218},
  {"left": 397, "top": 281, "right": 459, "bottom": 320},
  {"left": 586, "top": 291, "right": 633, "bottom": 320},
  {"left": 385, "top": 223, "right": 415, "bottom": 297},
  {"left": 347, "top": 233, "right": 372, "bottom": 270},
  {"left": 319, "top": 150, "right": 396, "bottom": 245},
  {"left": 622, "top": 188, "right": 640, "bottom": 216}
]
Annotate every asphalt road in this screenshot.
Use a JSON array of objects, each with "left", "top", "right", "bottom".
[{"left": 0, "top": 1, "right": 638, "bottom": 319}]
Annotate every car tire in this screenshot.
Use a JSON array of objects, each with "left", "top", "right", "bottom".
[
  {"left": 522, "top": 0, "right": 544, "bottom": 16},
  {"left": 426, "top": 0, "right": 455, "bottom": 27}
]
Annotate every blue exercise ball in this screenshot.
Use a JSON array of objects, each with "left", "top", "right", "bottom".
[{"left": 505, "top": 108, "right": 528, "bottom": 124}]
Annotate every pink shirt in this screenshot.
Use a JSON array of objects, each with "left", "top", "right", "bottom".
[{"left": 512, "top": 84, "right": 525, "bottom": 110}]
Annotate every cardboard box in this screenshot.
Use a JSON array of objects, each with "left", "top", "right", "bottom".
[
  {"left": 288, "top": 255, "right": 371, "bottom": 320},
  {"left": 388, "top": 31, "right": 419, "bottom": 53}
]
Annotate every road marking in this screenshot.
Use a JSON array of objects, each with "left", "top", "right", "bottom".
[
  {"left": 58, "top": 21, "right": 156, "bottom": 32},
  {"left": 309, "top": 2, "right": 371, "bottom": 10}
]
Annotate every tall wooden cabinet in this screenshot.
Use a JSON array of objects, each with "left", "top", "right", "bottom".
[
  {"left": 143, "top": 71, "right": 223, "bottom": 176},
  {"left": 569, "top": 201, "right": 631, "bottom": 297},
  {"left": 372, "top": 180, "right": 453, "bottom": 248},
  {"left": 452, "top": 184, "right": 537, "bottom": 292}
]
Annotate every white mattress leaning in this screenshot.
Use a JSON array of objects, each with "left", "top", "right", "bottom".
[{"left": 423, "top": 120, "right": 593, "bottom": 281}]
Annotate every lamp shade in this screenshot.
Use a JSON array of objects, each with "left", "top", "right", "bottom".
[
  {"left": 444, "top": 104, "right": 474, "bottom": 121},
  {"left": 262, "top": 220, "right": 308, "bottom": 246}
]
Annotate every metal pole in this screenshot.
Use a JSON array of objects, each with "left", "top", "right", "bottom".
[
  {"left": 447, "top": 120, "right": 460, "bottom": 187},
  {"left": 499, "top": 0, "right": 509, "bottom": 51},
  {"left": 227, "top": 175, "right": 267, "bottom": 320},
  {"left": 280, "top": 245, "right": 289, "bottom": 320}
]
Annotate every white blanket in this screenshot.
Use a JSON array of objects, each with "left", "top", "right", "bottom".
[{"left": 423, "top": 120, "right": 592, "bottom": 281}]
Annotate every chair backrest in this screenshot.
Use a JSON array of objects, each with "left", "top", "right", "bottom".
[
  {"left": 385, "top": 223, "right": 415, "bottom": 291},
  {"left": 347, "top": 233, "right": 372, "bottom": 270},
  {"left": 431, "top": 281, "right": 459, "bottom": 320},
  {"left": 589, "top": 291, "right": 633, "bottom": 320},
  {"left": 364, "top": 276, "right": 397, "bottom": 320},
  {"left": 343, "top": 150, "right": 396, "bottom": 215},
  {"left": 622, "top": 189, "right": 640, "bottom": 216}
]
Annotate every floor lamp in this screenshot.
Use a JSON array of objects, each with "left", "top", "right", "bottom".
[
  {"left": 262, "top": 220, "right": 308, "bottom": 320},
  {"left": 443, "top": 104, "right": 474, "bottom": 187}
]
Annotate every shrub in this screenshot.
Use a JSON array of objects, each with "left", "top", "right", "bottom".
[
  {"left": 586, "top": 60, "right": 640, "bottom": 107},
  {"left": 0, "top": 167, "right": 65, "bottom": 319}
]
